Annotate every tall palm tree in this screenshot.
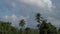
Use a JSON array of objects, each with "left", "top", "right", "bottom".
[
  {"left": 19, "top": 19, "right": 25, "bottom": 28},
  {"left": 36, "top": 13, "right": 41, "bottom": 34},
  {"left": 19, "top": 19, "right": 25, "bottom": 34},
  {"left": 36, "top": 13, "right": 41, "bottom": 23},
  {"left": 36, "top": 13, "right": 43, "bottom": 34}
]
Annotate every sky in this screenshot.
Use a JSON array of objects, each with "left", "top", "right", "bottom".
[{"left": 0, "top": 0, "right": 60, "bottom": 28}]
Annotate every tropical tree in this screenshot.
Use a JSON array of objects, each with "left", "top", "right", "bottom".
[
  {"left": 19, "top": 19, "right": 25, "bottom": 28},
  {"left": 35, "top": 13, "right": 42, "bottom": 34},
  {"left": 0, "top": 21, "right": 18, "bottom": 34},
  {"left": 36, "top": 13, "right": 41, "bottom": 23},
  {"left": 35, "top": 13, "right": 57, "bottom": 34},
  {"left": 19, "top": 19, "right": 25, "bottom": 34},
  {"left": 0, "top": 21, "right": 11, "bottom": 34},
  {"left": 40, "top": 20, "right": 49, "bottom": 34}
]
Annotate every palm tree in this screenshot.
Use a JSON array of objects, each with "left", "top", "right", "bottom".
[
  {"left": 36, "top": 13, "right": 41, "bottom": 23},
  {"left": 19, "top": 19, "right": 25, "bottom": 28},
  {"left": 36, "top": 13, "right": 41, "bottom": 34},
  {"left": 19, "top": 19, "right": 25, "bottom": 34}
]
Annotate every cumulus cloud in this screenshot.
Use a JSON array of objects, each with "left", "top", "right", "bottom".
[
  {"left": 4, "top": 14, "right": 29, "bottom": 26},
  {"left": 4, "top": 14, "right": 17, "bottom": 21},
  {"left": 19, "top": 16, "right": 29, "bottom": 20},
  {"left": 11, "top": 14, "right": 17, "bottom": 21},
  {"left": 19, "top": 0, "right": 55, "bottom": 10}
]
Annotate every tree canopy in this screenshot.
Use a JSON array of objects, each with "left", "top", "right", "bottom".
[{"left": 0, "top": 13, "right": 60, "bottom": 34}]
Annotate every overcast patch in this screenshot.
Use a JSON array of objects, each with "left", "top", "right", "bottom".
[{"left": 18, "top": 0, "right": 55, "bottom": 10}]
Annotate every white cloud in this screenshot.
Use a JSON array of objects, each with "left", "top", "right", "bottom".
[
  {"left": 19, "top": 0, "right": 55, "bottom": 10},
  {"left": 4, "top": 14, "right": 29, "bottom": 22},
  {"left": 46, "top": 17, "right": 60, "bottom": 25},
  {"left": 19, "top": 16, "right": 29, "bottom": 20},
  {"left": 4, "top": 14, "right": 17, "bottom": 21},
  {"left": 11, "top": 14, "right": 17, "bottom": 21},
  {"left": 5, "top": 16, "right": 9, "bottom": 19},
  {"left": 3, "top": 0, "right": 55, "bottom": 10},
  {"left": 4, "top": 15, "right": 29, "bottom": 27}
]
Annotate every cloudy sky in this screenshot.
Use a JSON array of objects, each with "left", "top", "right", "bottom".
[{"left": 0, "top": 0, "right": 60, "bottom": 28}]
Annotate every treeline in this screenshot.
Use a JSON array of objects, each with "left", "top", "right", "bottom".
[{"left": 0, "top": 13, "right": 60, "bottom": 34}]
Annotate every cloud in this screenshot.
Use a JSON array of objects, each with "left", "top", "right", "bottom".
[
  {"left": 4, "top": 14, "right": 29, "bottom": 27},
  {"left": 11, "top": 14, "right": 17, "bottom": 21},
  {"left": 19, "top": 16, "right": 29, "bottom": 20},
  {"left": 4, "top": 14, "right": 17, "bottom": 21},
  {"left": 46, "top": 14, "right": 60, "bottom": 25},
  {"left": 5, "top": 16, "right": 9, "bottom": 19},
  {"left": 1, "top": 0, "right": 55, "bottom": 10},
  {"left": 19, "top": 0, "right": 55, "bottom": 10}
]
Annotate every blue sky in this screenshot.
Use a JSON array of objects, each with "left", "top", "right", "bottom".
[{"left": 0, "top": 0, "right": 60, "bottom": 28}]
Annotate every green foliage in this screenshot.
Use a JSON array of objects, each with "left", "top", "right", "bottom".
[
  {"left": 40, "top": 21, "right": 57, "bottom": 34},
  {"left": 40, "top": 20, "right": 48, "bottom": 34},
  {"left": 25, "top": 27, "right": 30, "bottom": 34},
  {"left": 35, "top": 13, "right": 58, "bottom": 34},
  {"left": 19, "top": 19, "right": 25, "bottom": 27},
  {"left": 0, "top": 21, "right": 18, "bottom": 34},
  {"left": 57, "top": 31, "right": 60, "bottom": 34},
  {"left": 47, "top": 23, "right": 57, "bottom": 34},
  {"left": 19, "top": 19, "right": 25, "bottom": 34},
  {"left": 36, "top": 13, "right": 41, "bottom": 23}
]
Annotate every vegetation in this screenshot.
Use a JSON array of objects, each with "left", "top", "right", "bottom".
[
  {"left": 19, "top": 19, "right": 25, "bottom": 34},
  {"left": 0, "top": 21, "right": 18, "bottom": 34},
  {"left": 0, "top": 13, "right": 60, "bottom": 34}
]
